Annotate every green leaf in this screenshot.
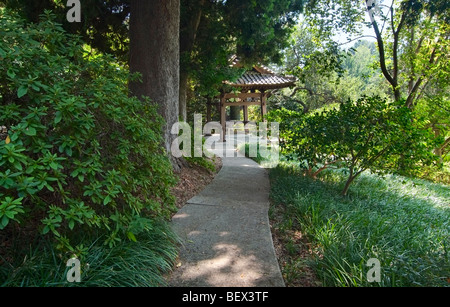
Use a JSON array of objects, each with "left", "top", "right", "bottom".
[
  {"left": 54, "top": 111, "right": 62, "bottom": 124},
  {"left": 13, "top": 161, "right": 22, "bottom": 171},
  {"left": 26, "top": 166, "right": 35, "bottom": 174},
  {"left": 70, "top": 169, "right": 80, "bottom": 178},
  {"left": 7, "top": 68, "right": 16, "bottom": 79},
  {"left": 42, "top": 225, "right": 50, "bottom": 235},
  {"left": 17, "top": 86, "right": 28, "bottom": 98},
  {"left": 24, "top": 127, "right": 36, "bottom": 136},
  {"left": 11, "top": 133, "right": 19, "bottom": 142},
  {"left": 5, "top": 211, "right": 16, "bottom": 219},
  {"left": 127, "top": 231, "right": 137, "bottom": 242},
  {"left": 103, "top": 195, "right": 112, "bottom": 206},
  {"left": 31, "top": 84, "right": 40, "bottom": 92},
  {"left": 1, "top": 215, "right": 9, "bottom": 228},
  {"left": 68, "top": 220, "right": 75, "bottom": 230},
  {"left": 49, "top": 162, "right": 58, "bottom": 170}
]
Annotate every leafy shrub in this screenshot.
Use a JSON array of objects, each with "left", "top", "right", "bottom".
[
  {"left": 0, "top": 10, "right": 176, "bottom": 251},
  {"left": 268, "top": 96, "right": 439, "bottom": 195}
]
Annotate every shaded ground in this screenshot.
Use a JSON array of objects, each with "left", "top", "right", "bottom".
[
  {"left": 269, "top": 202, "right": 322, "bottom": 287},
  {"left": 168, "top": 133, "right": 322, "bottom": 287},
  {"left": 167, "top": 152, "right": 285, "bottom": 287},
  {"left": 171, "top": 157, "right": 223, "bottom": 210},
  {"left": 168, "top": 143, "right": 321, "bottom": 287}
]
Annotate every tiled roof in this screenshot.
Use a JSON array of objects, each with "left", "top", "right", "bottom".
[
  {"left": 226, "top": 69, "right": 296, "bottom": 89},
  {"left": 225, "top": 58, "right": 296, "bottom": 90}
]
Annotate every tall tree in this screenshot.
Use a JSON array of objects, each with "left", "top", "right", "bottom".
[
  {"left": 304, "top": 0, "right": 450, "bottom": 107},
  {"left": 129, "top": 0, "right": 180, "bottom": 169},
  {"left": 304, "top": 0, "right": 450, "bottom": 158},
  {"left": 278, "top": 21, "right": 346, "bottom": 113},
  {"left": 179, "top": 0, "right": 206, "bottom": 121},
  {"left": 179, "top": 0, "right": 305, "bottom": 121}
]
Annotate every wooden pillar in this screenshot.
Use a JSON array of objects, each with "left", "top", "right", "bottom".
[
  {"left": 260, "top": 90, "right": 267, "bottom": 122},
  {"left": 243, "top": 106, "right": 249, "bottom": 123},
  {"left": 220, "top": 94, "right": 226, "bottom": 142}
]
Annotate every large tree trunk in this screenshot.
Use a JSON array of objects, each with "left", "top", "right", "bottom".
[
  {"left": 179, "top": 0, "right": 205, "bottom": 122},
  {"left": 179, "top": 70, "right": 189, "bottom": 122},
  {"left": 129, "top": 0, "right": 181, "bottom": 170}
]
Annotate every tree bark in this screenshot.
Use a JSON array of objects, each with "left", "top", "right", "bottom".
[
  {"left": 179, "top": 70, "right": 189, "bottom": 122},
  {"left": 179, "top": 0, "right": 206, "bottom": 122},
  {"left": 341, "top": 175, "right": 356, "bottom": 196},
  {"left": 367, "top": 4, "right": 399, "bottom": 102},
  {"left": 129, "top": 0, "right": 181, "bottom": 169}
]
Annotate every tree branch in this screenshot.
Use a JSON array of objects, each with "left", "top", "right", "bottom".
[
  {"left": 441, "top": 137, "right": 450, "bottom": 152},
  {"left": 366, "top": 3, "right": 397, "bottom": 99},
  {"left": 406, "top": 43, "right": 439, "bottom": 108},
  {"left": 312, "top": 159, "right": 342, "bottom": 178},
  {"left": 392, "top": 11, "right": 407, "bottom": 100}
]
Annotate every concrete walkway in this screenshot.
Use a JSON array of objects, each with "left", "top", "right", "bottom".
[{"left": 167, "top": 136, "right": 284, "bottom": 287}]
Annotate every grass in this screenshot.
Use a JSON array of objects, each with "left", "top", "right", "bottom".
[
  {"left": 0, "top": 220, "right": 180, "bottom": 287},
  {"left": 269, "top": 161, "right": 450, "bottom": 287}
]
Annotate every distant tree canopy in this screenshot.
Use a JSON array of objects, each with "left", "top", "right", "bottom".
[
  {"left": 303, "top": 0, "right": 450, "bottom": 108},
  {"left": 299, "top": 0, "right": 449, "bottom": 160}
]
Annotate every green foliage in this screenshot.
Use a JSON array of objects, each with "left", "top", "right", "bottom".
[
  {"left": 274, "top": 21, "right": 385, "bottom": 114},
  {"left": 1, "top": 0, "right": 131, "bottom": 62},
  {"left": 268, "top": 96, "right": 439, "bottom": 195},
  {"left": 185, "top": 155, "right": 217, "bottom": 173},
  {"left": 0, "top": 219, "right": 180, "bottom": 287},
  {"left": 270, "top": 162, "right": 450, "bottom": 286},
  {"left": 304, "top": 0, "right": 450, "bottom": 107},
  {"left": 224, "top": 0, "right": 304, "bottom": 64},
  {"left": 0, "top": 10, "right": 176, "bottom": 250},
  {"left": 180, "top": 129, "right": 218, "bottom": 173},
  {"left": 281, "top": 21, "right": 345, "bottom": 111}
]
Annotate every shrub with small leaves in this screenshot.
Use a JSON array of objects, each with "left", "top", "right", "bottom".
[
  {"left": 0, "top": 9, "right": 177, "bottom": 251},
  {"left": 268, "top": 96, "right": 439, "bottom": 195}
]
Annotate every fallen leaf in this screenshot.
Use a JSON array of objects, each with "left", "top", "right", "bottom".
[{"left": 5, "top": 136, "right": 10, "bottom": 144}]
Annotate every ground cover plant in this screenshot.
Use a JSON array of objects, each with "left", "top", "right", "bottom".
[
  {"left": 269, "top": 161, "right": 449, "bottom": 287},
  {"left": 0, "top": 220, "right": 179, "bottom": 286}
]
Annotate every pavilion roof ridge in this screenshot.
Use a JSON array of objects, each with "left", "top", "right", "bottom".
[{"left": 224, "top": 57, "right": 296, "bottom": 90}]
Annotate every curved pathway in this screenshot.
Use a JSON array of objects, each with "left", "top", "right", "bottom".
[{"left": 167, "top": 143, "right": 284, "bottom": 287}]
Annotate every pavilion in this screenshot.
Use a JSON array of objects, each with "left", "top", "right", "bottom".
[{"left": 206, "top": 60, "right": 296, "bottom": 141}]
